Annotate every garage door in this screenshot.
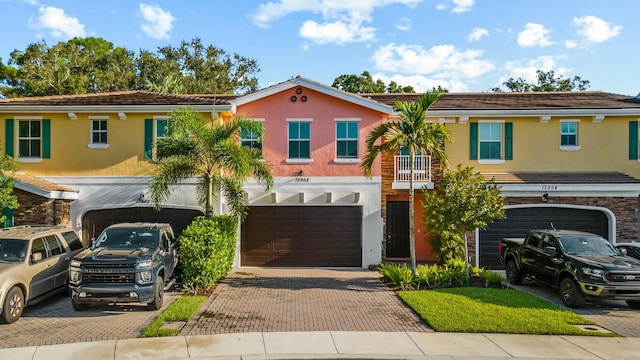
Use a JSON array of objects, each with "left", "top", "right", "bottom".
[
  {"left": 82, "top": 207, "right": 203, "bottom": 245},
  {"left": 479, "top": 206, "right": 609, "bottom": 269},
  {"left": 241, "top": 206, "right": 362, "bottom": 267}
]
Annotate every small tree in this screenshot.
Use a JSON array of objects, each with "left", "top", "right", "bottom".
[
  {"left": 0, "top": 153, "right": 19, "bottom": 226},
  {"left": 422, "top": 165, "right": 505, "bottom": 281}
]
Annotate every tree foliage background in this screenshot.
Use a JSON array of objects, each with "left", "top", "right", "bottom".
[
  {"left": 332, "top": 71, "right": 415, "bottom": 93},
  {"left": 0, "top": 37, "right": 260, "bottom": 98},
  {"left": 491, "top": 70, "right": 590, "bottom": 92}
]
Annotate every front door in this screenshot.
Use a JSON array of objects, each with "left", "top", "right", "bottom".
[{"left": 386, "top": 201, "right": 410, "bottom": 258}]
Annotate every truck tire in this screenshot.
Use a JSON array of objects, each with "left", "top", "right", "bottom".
[
  {"left": 560, "top": 278, "right": 585, "bottom": 308},
  {"left": 147, "top": 276, "right": 163, "bottom": 311},
  {"left": 626, "top": 300, "right": 640, "bottom": 309},
  {"left": 1, "top": 286, "right": 24, "bottom": 324},
  {"left": 505, "top": 260, "right": 523, "bottom": 285},
  {"left": 71, "top": 299, "right": 90, "bottom": 311}
]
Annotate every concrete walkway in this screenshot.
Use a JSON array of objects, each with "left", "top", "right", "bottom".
[{"left": 1, "top": 331, "right": 638, "bottom": 359}]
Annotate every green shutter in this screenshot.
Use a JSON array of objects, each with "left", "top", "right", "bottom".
[
  {"left": 504, "top": 122, "right": 513, "bottom": 160},
  {"left": 42, "top": 119, "right": 51, "bottom": 159},
  {"left": 144, "top": 119, "right": 153, "bottom": 159},
  {"left": 2, "top": 208, "right": 14, "bottom": 228},
  {"left": 5, "top": 119, "right": 13, "bottom": 157},
  {"left": 630, "top": 121, "right": 639, "bottom": 160},
  {"left": 469, "top": 122, "right": 478, "bottom": 160}
]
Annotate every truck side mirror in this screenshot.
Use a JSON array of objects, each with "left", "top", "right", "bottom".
[
  {"left": 31, "top": 252, "right": 43, "bottom": 263},
  {"left": 543, "top": 246, "right": 558, "bottom": 256},
  {"left": 619, "top": 248, "right": 628, "bottom": 256}
]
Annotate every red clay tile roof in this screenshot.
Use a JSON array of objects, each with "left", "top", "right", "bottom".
[
  {"left": 0, "top": 91, "right": 233, "bottom": 106},
  {"left": 10, "top": 172, "right": 78, "bottom": 193},
  {"left": 365, "top": 92, "right": 640, "bottom": 110},
  {"left": 482, "top": 172, "right": 640, "bottom": 184}
]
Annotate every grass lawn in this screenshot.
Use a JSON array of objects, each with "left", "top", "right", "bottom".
[
  {"left": 140, "top": 295, "right": 207, "bottom": 337},
  {"left": 398, "top": 287, "right": 617, "bottom": 336}
]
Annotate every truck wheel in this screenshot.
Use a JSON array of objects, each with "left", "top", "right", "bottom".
[
  {"left": 505, "top": 260, "right": 523, "bottom": 285},
  {"left": 147, "top": 276, "right": 163, "bottom": 311},
  {"left": 626, "top": 300, "right": 640, "bottom": 309},
  {"left": 1, "top": 287, "right": 24, "bottom": 324},
  {"left": 560, "top": 278, "right": 585, "bottom": 308},
  {"left": 71, "top": 299, "right": 90, "bottom": 311}
]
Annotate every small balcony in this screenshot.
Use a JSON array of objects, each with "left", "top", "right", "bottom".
[{"left": 392, "top": 155, "right": 433, "bottom": 190}]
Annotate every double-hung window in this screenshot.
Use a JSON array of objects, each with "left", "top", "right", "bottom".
[
  {"left": 335, "top": 119, "right": 359, "bottom": 162},
  {"left": 144, "top": 117, "right": 169, "bottom": 160},
  {"left": 287, "top": 119, "right": 312, "bottom": 163},
  {"left": 18, "top": 119, "right": 41, "bottom": 159},
  {"left": 89, "top": 116, "right": 109, "bottom": 149},
  {"left": 470, "top": 121, "right": 512, "bottom": 163},
  {"left": 240, "top": 119, "right": 264, "bottom": 151},
  {"left": 479, "top": 123, "right": 502, "bottom": 160},
  {"left": 560, "top": 120, "right": 580, "bottom": 150}
]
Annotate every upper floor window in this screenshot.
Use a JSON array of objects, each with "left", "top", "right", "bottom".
[
  {"left": 479, "top": 123, "right": 502, "bottom": 160},
  {"left": 241, "top": 122, "right": 263, "bottom": 151},
  {"left": 469, "top": 121, "right": 512, "bottom": 163},
  {"left": 287, "top": 120, "right": 311, "bottom": 162},
  {"left": 560, "top": 120, "right": 580, "bottom": 151},
  {"left": 18, "top": 119, "right": 41, "bottom": 158},
  {"left": 335, "top": 121, "right": 358, "bottom": 160},
  {"left": 89, "top": 117, "right": 109, "bottom": 149}
]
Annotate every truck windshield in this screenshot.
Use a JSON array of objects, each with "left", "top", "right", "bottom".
[
  {"left": 0, "top": 239, "right": 28, "bottom": 262},
  {"left": 558, "top": 236, "right": 619, "bottom": 256},
  {"left": 94, "top": 228, "right": 160, "bottom": 249}
]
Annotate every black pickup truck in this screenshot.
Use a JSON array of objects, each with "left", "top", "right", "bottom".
[
  {"left": 68, "top": 223, "right": 178, "bottom": 311},
  {"left": 500, "top": 229, "right": 640, "bottom": 308}
]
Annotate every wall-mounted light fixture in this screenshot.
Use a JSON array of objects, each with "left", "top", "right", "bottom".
[
  {"left": 297, "top": 169, "right": 304, "bottom": 176},
  {"left": 541, "top": 193, "right": 549, "bottom": 202},
  {"left": 136, "top": 193, "right": 149, "bottom": 203}
]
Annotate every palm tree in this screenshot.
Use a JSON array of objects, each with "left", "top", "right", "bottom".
[
  {"left": 149, "top": 107, "right": 273, "bottom": 219},
  {"left": 362, "top": 91, "right": 453, "bottom": 274}
]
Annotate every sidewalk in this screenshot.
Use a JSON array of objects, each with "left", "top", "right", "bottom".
[{"left": 1, "top": 331, "right": 638, "bottom": 360}]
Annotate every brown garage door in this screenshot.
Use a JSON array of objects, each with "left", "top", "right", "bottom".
[
  {"left": 82, "top": 207, "right": 203, "bottom": 246},
  {"left": 241, "top": 206, "right": 362, "bottom": 267}
]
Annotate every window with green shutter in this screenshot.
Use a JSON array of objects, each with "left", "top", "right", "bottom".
[
  {"left": 629, "top": 121, "right": 639, "bottom": 160},
  {"left": 5, "top": 119, "right": 14, "bottom": 157},
  {"left": 472, "top": 121, "right": 512, "bottom": 162}
]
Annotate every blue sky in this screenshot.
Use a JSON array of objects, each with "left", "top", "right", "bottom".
[{"left": 2, "top": 0, "right": 639, "bottom": 95}]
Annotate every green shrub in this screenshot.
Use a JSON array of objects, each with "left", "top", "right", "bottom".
[
  {"left": 479, "top": 269, "right": 505, "bottom": 286},
  {"left": 378, "top": 263, "right": 413, "bottom": 289},
  {"left": 179, "top": 215, "right": 237, "bottom": 291}
]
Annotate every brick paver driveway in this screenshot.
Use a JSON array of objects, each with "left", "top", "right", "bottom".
[
  {"left": 0, "top": 293, "right": 177, "bottom": 348},
  {"left": 181, "top": 268, "right": 432, "bottom": 335}
]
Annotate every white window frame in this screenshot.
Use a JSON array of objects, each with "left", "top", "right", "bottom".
[
  {"left": 16, "top": 116, "right": 43, "bottom": 163},
  {"left": 559, "top": 119, "right": 581, "bottom": 151},
  {"left": 88, "top": 116, "right": 109, "bottom": 149},
  {"left": 286, "top": 118, "right": 313, "bottom": 164},
  {"left": 334, "top": 118, "right": 360, "bottom": 164},
  {"left": 240, "top": 118, "right": 265, "bottom": 151},
  {"left": 478, "top": 120, "right": 505, "bottom": 164}
]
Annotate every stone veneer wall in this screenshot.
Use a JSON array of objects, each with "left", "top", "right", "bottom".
[{"left": 14, "top": 189, "right": 72, "bottom": 226}]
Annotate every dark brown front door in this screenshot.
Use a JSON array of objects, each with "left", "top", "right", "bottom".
[
  {"left": 241, "top": 206, "right": 362, "bottom": 267},
  {"left": 386, "top": 201, "right": 410, "bottom": 258}
]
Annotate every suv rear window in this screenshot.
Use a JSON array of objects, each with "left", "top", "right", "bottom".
[{"left": 62, "top": 231, "right": 83, "bottom": 251}]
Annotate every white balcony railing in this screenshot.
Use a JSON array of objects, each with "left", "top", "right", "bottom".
[{"left": 394, "top": 155, "right": 431, "bottom": 184}]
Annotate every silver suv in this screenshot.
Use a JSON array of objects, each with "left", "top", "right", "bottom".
[{"left": 0, "top": 225, "right": 84, "bottom": 324}]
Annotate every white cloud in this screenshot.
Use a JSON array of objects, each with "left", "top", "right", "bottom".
[
  {"left": 250, "top": 0, "right": 421, "bottom": 44},
  {"left": 434, "top": 0, "right": 474, "bottom": 13},
  {"left": 370, "top": 43, "right": 494, "bottom": 91},
  {"left": 564, "top": 40, "right": 577, "bottom": 49},
  {"left": 395, "top": 17, "right": 412, "bottom": 31},
  {"left": 517, "top": 23, "right": 553, "bottom": 47},
  {"left": 452, "top": 0, "right": 474, "bottom": 13},
  {"left": 468, "top": 27, "right": 488, "bottom": 42},
  {"left": 299, "top": 20, "right": 375, "bottom": 45},
  {"left": 496, "top": 56, "right": 569, "bottom": 86},
  {"left": 139, "top": 3, "right": 175, "bottom": 40},
  {"left": 29, "top": 6, "right": 85, "bottom": 38},
  {"left": 572, "top": 16, "right": 622, "bottom": 44}
]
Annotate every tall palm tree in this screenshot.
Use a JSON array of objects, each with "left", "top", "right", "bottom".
[
  {"left": 362, "top": 91, "right": 453, "bottom": 274},
  {"left": 149, "top": 107, "right": 273, "bottom": 219}
]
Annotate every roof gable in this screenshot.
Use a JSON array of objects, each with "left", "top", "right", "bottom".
[{"left": 233, "top": 76, "right": 393, "bottom": 114}]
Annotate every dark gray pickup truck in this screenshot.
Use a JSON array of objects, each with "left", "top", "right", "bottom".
[
  {"left": 499, "top": 229, "right": 640, "bottom": 308},
  {"left": 68, "top": 223, "right": 178, "bottom": 311}
]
